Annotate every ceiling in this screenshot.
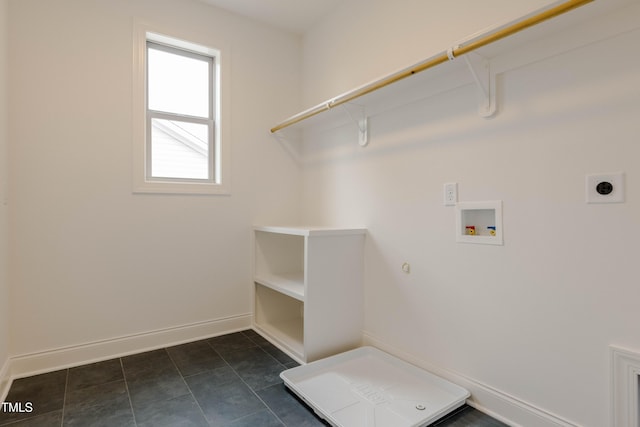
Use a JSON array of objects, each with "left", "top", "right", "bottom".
[{"left": 197, "top": 0, "right": 345, "bottom": 34}]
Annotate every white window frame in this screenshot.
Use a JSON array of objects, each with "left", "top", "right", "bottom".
[{"left": 133, "top": 25, "right": 230, "bottom": 195}]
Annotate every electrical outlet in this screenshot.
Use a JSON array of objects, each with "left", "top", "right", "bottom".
[
  {"left": 444, "top": 183, "right": 457, "bottom": 206},
  {"left": 586, "top": 172, "right": 624, "bottom": 204}
]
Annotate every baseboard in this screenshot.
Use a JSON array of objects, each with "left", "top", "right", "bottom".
[
  {"left": 610, "top": 345, "right": 640, "bottom": 427},
  {"left": 362, "top": 332, "right": 580, "bottom": 427},
  {"left": 9, "top": 313, "right": 251, "bottom": 380},
  {"left": 0, "top": 356, "right": 10, "bottom": 402}
]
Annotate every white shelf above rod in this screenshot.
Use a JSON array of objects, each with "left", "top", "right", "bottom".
[{"left": 269, "top": 0, "right": 593, "bottom": 140}]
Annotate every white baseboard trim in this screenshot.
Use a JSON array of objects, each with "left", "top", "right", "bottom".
[
  {"left": 9, "top": 313, "right": 252, "bottom": 380},
  {"left": 362, "top": 332, "right": 580, "bottom": 427},
  {"left": 0, "top": 356, "right": 11, "bottom": 402},
  {"left": 610, "top": 345, "right": 640, "bottom": 427}
]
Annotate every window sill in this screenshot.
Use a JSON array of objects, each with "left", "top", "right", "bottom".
[{"left": 133, "top": 180, "right": 230, "bottom": 196}]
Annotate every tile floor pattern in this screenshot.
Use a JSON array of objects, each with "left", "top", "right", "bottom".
[{"left": 0, "top": 330, "right": 507, "bottom": 426}]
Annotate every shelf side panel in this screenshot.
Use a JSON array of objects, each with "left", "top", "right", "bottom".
[{"left": 304, "top": 234, "right": 365, "bottom": 362}]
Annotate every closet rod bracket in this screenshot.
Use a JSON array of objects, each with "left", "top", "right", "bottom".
[
  {"left": 448, "top": 46, "right": 496, "bottom": 118},
  {"left": 358, "top": 117, "right": 368, "bottom": 147},
  {"left": 341, "top": 103, "right": 369, "bottom": 147},
  {"left": 462, "top": 52, "right": 497, "bottom": 118}
]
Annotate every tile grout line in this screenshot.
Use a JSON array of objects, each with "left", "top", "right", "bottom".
[
  {"left": 166, "top": 345, "right": 215, "bottom": 426},
  {"left": 120, "top": 357, "right": 139, "bottom": 427},
  {"left": 59, "top": 368, "right": 69, "bottom": 427},
  {"left": 230, "top": 332, "right": 291, "bottom": 427},
  {"left": 203, "top": 339, "right": 276, "bottom": 426},
  {"left": 246, "top": 385, "right": 288, "bottom": 427}
]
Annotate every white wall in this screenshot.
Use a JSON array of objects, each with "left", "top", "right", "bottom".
[
  {"left": 300, "top": 1, "right": 640, "bottom": 426},
  {"left": 0, "top": 0, "right": 10, "bottom": 395},
  {"left": 8, "top": 0, "right": 302, "bottom": 366}
]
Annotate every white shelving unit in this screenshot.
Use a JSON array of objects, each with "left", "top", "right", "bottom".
[{"left": 253, "top": 226, "right": 366, "bottom": 363}]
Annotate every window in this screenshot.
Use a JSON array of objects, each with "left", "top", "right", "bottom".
[
  {"left": 133, "top": 28, "right": 229, "bottom": 194},
  {"left": 147, "top": 42, "right": 213, "bottom": 181}
]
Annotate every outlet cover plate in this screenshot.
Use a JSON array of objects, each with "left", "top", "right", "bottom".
[
  {"left": 586, "top": 172, "right": 624, "bottom": 204},
  {"left": 444, "top": 183, "right": 457, "bottom": 206}
]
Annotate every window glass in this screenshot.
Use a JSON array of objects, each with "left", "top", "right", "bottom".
[
  {"left": 147, "top": 45, "right": 210, "bottom": 118},
  {"left": 150, "top": 118, "right": 209, "bottom": 180},
  {"left": 146, "top": 41, "right": 214, "bottom": 182}
]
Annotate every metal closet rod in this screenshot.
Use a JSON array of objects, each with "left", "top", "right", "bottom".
[{"left": 270, "top": 0, "right": 593, "bottom": 134}]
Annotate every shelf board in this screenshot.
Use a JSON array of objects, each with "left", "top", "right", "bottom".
[
  {"left": 254, "top": 225, "right": 366, "bottom": 237},
  {"left": 255, "top": 273, "right": 305, "bottom": 301}
]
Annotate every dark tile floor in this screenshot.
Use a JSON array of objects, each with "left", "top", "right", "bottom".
[{"left": 0, "top": 330, "right": 507, "bottom": 426}]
